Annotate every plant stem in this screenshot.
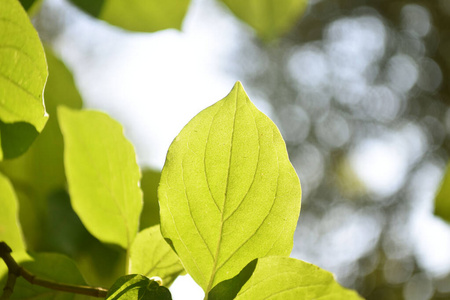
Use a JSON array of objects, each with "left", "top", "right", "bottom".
[{"left": 0, "top": 242, "right": 108, "bottom": 298}]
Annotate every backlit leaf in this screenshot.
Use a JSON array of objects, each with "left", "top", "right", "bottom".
[
  {"left": 58, "top": 107, "right": 142, "bottom": 249},
  {"left": 0, "top": 172, "right": 25, "bottom": 251},
  {"left": 435, "top": 162, "right": 450, "bottom": 223},
  {"left": 130, "top": 225, "right": 185, "bottom": 287},
  {"left": 220, "top": 0, "right": 308, "bottom": 41},
  {"left": 159, "top": 82, "right": 301, "bottom": 293},
  {"left": 106, "top": 274, "right": 172, "bottom": 300},
  {"left": 69, "top": 0, "right": 191, "bottom": 32},
  {"left": 209, "top": 257, "right": 363, "bottom": 300},
  {"left": 0, "top": 0, "right": 48, "bottom": 160}
]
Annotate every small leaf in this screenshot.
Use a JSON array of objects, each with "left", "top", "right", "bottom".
[
  {"left": 106, "top": 274, "right": 172, "bottom": 300},
  {"left": 220, "top": 0, "right": 308, "bottom": 41},
  {"left": 0, "top": 0, "right": 48, "bottom": 160},
  {"left": 0, "top": 252, "right": 88, "bottom": 300},
  {"left": 435, "top": 162, "right": 450, "bottom": 223},
  {"left": 69, "top": 0, "right": 191, "bottom": 32},
  {"left": 0, "top": 172, "right": 25, "bottom": 251},
  {"left": 130, "top": 225, "right": 185, "bottom": 287},
  {"left": 209, "top": 257, "right": 363, "bottom": 300},
  {"left": 159, "top": 82, "right": 301, "bottom": 293},
  {"left": 140, "top": 169, "right": 162, "bottom": 229},
  {"left": 58, "top": 107, "right": 142, "bottom": 249}
]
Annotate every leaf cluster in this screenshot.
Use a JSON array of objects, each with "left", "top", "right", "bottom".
[{"left": 0, "top": 0, "right": 367, "bottom": 299}]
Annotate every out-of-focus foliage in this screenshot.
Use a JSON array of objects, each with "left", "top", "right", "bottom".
[
  {"left": 140, "top": 169, "right": 162, "bottom": 229},
  {"left": 0, "top": 0, "right": 47, "bottom": 160},
  {"left": 106, "top": 274, "right": 172, "bottom": 300},
  {"left": 435, "top": 163, "right": 450, "bottom": 223},
  {"left": 232, "top": 0, "right": 450, "bottom": 299},
  {"left": 220, "top": 0, "right": 308, "bottom": 41},
  {"left": 69, "top": 0, "right": 191, "bottom": 32}
]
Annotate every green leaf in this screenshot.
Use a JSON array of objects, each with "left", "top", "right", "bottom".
[
  {"left": 140, "top": 169, "right": 162, "bottom": 229},
  {"left": 0, "top": 48, "right": 83, "bottom": 251},
  {"left": 130, "top": 225, "right": 185, "bottom": 287},
  {"left": 220, "top": 0, "right": 308, "bottom": 41},
  {"left": 0, "top": 0, "right": 48, "bottom": 160},
  {"left": 435, "top": 162, "right": 450, "bottom": 223},
  {"left": 0, "top": 172, "right": 25, "bottom": 251},
  {"left": 209, "top": 257, "right": 363, "bottom": 300},
  {"left": 106, "top": 274, "right": 172, "bottom": 300},
  {"left": 69, "top": 0, "right": 191, "bottom": 32},
  {"left": 1, "top": 252, "right": 88, "bottom": 300},
  {"left": 58, "top": 107, "right": 142, "bottom": 249},
  {"left": 159, "top": 81, "right": 301, "bottom": 293}
]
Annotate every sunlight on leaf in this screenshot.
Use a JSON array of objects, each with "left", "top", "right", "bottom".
[
  {"left": 58, "top": 107, "right": 142, "bottom": 249},
  {"left": 70, "top": 0, "right": 191, "bottom": 32},
  {"left": 130, "top": 225, "right": 185, "bottom": 287},
  {"left": 159, "top": 82, "right": 301, "bottom": 293},
  {"left": 0, "top": 172, "right": 25, "bottom": 251},
  {"left": 0, "top": 0, "right": 48, "bottom": 160},
  {"left": 220, "top": 0, "right": 308, "bottom": 41},
  {"left": 209, "top": 257, "right": 363, "bottom": 300},
  {"left": 106, "top": 274, "right": 172, "bottom": 300}
]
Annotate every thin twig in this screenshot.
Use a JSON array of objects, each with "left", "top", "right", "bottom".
[{"left": 0, "top": 242, "right": 108, "bottom": 298}]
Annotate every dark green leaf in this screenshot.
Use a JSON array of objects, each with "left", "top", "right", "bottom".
[
  {"left": 435, "top": 162, "right": 450, "bottom": 222},
  {"left": 106, "top": 274, "right": 172, "bottom": 300},
  {"left": 140, "top": 169, "right": 161, "bottom": 229}
]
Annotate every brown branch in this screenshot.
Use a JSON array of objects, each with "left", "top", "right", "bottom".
[{"left": 0, "top": 242, "right": 108, "bottom": 299}]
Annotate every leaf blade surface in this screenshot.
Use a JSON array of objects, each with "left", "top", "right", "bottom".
[
  {"left": 209, "top": 257, "right": 363, "bottom": 300},
  {"left": 159, "top": 82, "right": 301, "bottom": 293},
  {"left": 58, "top": 107, "right": 142, "bottom": 249},
  {"left": 130, "top": 225, "right": 185, "bottom": 287},
  {"left": 0, "top": 0, "right": 48, "bottom": 160}
]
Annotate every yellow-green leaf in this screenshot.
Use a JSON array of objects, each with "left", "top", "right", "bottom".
[
  {"left": 0, "top": 0, "right": 48, "bottom": 160},
  {"left": 159, "top": 82, "right": 301, "bottom": 293},
  {"left": 69, "top": 0, "right": 191, "bottom": 32},
  {"left": 58, "top": 107, "right": 142, "bottom": 249},
  {"left": 0, "top": 172, "right": 25, "bottom": 251},
  {"left": 0, "top": 48, "right": 83, "bottom": 251},
  {"left": 209, "top": 257, "right": 363, "bottom": 300},
  {"left": 130, "top": 225, "right": 185, "bottom": 287},
  {"left": 435, "top": 162, "right": 450, "bottom": 223},
  {"left": 220, "top": 0, "right": 308, "bottom": 41},
  {"left": 140, "top": 169, "right": 162, "bottom": 229}
]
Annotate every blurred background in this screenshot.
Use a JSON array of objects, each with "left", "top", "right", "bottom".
[{"left": 4, "top": 0, "right": 450, "bottom": 299}]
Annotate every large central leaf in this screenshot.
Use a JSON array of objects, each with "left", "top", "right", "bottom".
[{"left": 159, "top": 82, "right": 301, "bottom": 293}]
